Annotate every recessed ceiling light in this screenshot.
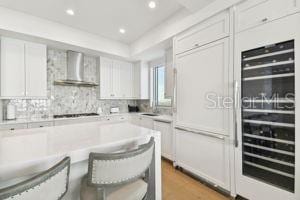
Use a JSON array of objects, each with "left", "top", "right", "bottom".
[
  {"left": 148, "top": 1, "right": 156, "bottom": 9},
  {"left": 66, "top": 9, "right": 75, "bottom": 16},
  {"left": 119, "top": 28, "right": 126, "bottom": 34}
]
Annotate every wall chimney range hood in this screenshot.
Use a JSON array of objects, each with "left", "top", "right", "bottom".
[{"left": 54, "top": 51, "right": 98, "bottom": 87}]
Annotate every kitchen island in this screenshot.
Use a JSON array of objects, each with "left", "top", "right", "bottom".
[{"left": 0, "top": 121, "right": 161, "bottom": 200}]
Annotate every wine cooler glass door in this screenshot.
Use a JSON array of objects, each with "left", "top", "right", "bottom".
[{"left": 234, "top": 14, "right": 300, "bottom": 200}]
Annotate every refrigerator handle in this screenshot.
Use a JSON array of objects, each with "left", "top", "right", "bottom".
[
  {"left": 234, "top": 80, "right": 239, "bottom": 148},
  {"left": 173, "top": 68, "right": 177, "bottom": 113}
]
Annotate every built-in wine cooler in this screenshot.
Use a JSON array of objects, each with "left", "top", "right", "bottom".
[{"left": 241, "top": 40, "right": 295, "bottom": 192}]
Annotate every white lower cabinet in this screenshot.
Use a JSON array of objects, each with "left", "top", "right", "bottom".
[
  {"left": 174, "top": 128, "right": 230, "bottom": 190},
  {"left": 139, "top": 117, "right": 153, "bottom": 129},
  {"left": 27, "top": 121, "right": 54, "bottom": 128},
  {"left": 129, "top": 115, "right": 154, "bottom": 129},
  {"left": 105, "top": 115, "right": 128, "bottom": 122},
  {"left": 154, "top": 120, "right": 173, "bottom": 160},
  {"left": 129, "top": 115, "right": 141, "bottom": 126},
  {"left": 0, "top": 123, "right": 28, "bottom": 131}
]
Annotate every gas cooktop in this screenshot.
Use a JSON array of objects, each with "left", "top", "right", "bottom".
[{"left": 53, "top": 113, "right": 99, "bottom": 119}]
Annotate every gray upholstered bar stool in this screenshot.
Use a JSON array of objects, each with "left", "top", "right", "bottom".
[
  {"left": 80, "top": 137, "right": 155, "bottom": 200},
  {"left": 0, "top": 157, "right": 71, "bottom": 200}
]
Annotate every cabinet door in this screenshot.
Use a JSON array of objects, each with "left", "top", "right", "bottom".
[
  {"left": 130, "top": 115, "right": 141, "bottom": 126},
  {"left": 175, "top": 38, "right": 230, "bottom": 135},
  {"left": 154, "top": 121, "right": 173, "bottom": 160},
  {"left": 112, "top": 60, "right": 121, "bottom": 98},
  {"left": 140, "top": 117, "right": 153, "bottom": 129},
  {"left": 175, "top": 128, "right": 230, "bottom": 190},
  {"left": 100, "top": 57, "right": 113, "bottom": 99},
  {"left": 175, "top": 11, "right": 229, "bottom": 54},
  {"left": 236, "top": 0, "right": 300, "bottom": 32},
  {"left": 132, "top": 63, "right": 141, "bottom": 99},
  {"left": 120, "top": 62, "right": 133, "bottom": 98},
  {"left": 165, "top": 48, "right": 174, "bottom": 98},
  {"left": 140, "top": 62, "right": 149, "bottom": 99},
  {"left": 25, "top": 42, "right": 47, "bottom": 97},
  {"left": 1, "top": 37, "right": 25, "bottom": 97}
]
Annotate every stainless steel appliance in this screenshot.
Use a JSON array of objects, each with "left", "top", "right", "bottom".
[
  {"left": 53, "top": 113, "right": 99, "bottom": 119},
  {"left": 54, "top": 51, "right": 98, "bottom": 87}
]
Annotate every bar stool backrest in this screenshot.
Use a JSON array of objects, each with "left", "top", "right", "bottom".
[
  {"left": 0, "top": 157, "right": 71, "bottom": 200},
  {"left": 87, "top": 137, "right": 155, "bottom": 187}
]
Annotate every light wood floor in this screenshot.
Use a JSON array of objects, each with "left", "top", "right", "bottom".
[{"left": 162, "top": 160, "right": 230, "bottom": 200}]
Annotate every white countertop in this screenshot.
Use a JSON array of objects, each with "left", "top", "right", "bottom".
[
  {"left": 0, "top": 112, "right": 173, "bottom": 125},
  {"left": 0, "top": 121, "right": 160, "bottom": 182}
]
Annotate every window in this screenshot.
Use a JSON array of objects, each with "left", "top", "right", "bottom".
[{"left": 154, "top": 66, "right": 171, "bottom": 107}]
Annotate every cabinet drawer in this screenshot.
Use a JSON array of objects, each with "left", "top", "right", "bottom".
[
  {"left": 27, "top": 121, "right": 54, "bottom": 128},
  {"left": 105, "top": 115, "right": 128, "bottom": 122},
  {"left": 236, "top": 0, "right": 299, "bottom": 32},
  {"left": 175, "top": 11, "right": 229, "bottom": 54},
  {"left": 0, "top": 123, "right": 27, "bottom": 131},
  {"left": 54, "top": 117, "right": 100, "bottom": 126},
  {"left": 174, "top": 128, "right": 230, "bottom": 190}
]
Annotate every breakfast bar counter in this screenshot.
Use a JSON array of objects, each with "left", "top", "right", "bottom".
[{"left": 0, "top": 122, "right": 161, "bottom": 200}]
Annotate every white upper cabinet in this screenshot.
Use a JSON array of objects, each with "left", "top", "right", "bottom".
[
  {"left": 25, "top": 42, "right": 47, "bottom": 97},
  {"left": 133, "top": 61, "right": 149, "bottom": 100},
  {"left": 132, "top": 62, "right": 141, "bottom": 99},
  {"left": 1, "top": 37, "right": 25, "bottom": 97},
  {"left": 112, "top": 60, "right": 121, "bottom": 98},
  {"left": 139, "top": 61, "right": 149, "bottom": 100},
  {"left": 120, "top": 61, "right": 133, "bottom": 98},
  {"left": 99, "top": 57, "right": 148, "bottom": 99},
  {"left": 1, "top": 37, "right": 47, "bottom": 98},
  {"left": 236, "top": 0, "right": 300, "bottom": 33},
  {"left": 99, "top": 57, "right": 113, "bottom": 99},
  {"left": 174, "top": 11, "right": 229, "bottom": 55},
  {"left": 165, "top": 48, "right": 174, "bottom": 98}
]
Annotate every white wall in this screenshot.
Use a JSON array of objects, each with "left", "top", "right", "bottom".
[
  {"left": 130, "top": 0, "right": 242, "bottom": 57},
  {"left": 0, "top": 6, "right": 130, "bottom": 58}
]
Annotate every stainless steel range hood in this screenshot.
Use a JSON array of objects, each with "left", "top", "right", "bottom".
[{"left": 54, "top": 51, "right": 98, "bottom": 87}]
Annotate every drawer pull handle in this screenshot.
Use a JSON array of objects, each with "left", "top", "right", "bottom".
[
  {"left": 262, "top": 18, "right": 268, "bottom": 22},
  {"left": 10, "top": 128, "right": 15, "bottom": 131},
  {"left": 194, "top": 44, "right": 200, "bottom": 47}
]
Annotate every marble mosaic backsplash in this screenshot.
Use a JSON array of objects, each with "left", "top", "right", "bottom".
[{"left": 2, "top": 49, "right": 137, "bottom": 119}]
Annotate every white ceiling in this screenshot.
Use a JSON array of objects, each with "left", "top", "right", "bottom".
[
  {"left": 0, "top": 0, "right": 186, "bottom": 44},
  {"left": 175, "top": 0, "right": 216, "bottom": 12}
]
